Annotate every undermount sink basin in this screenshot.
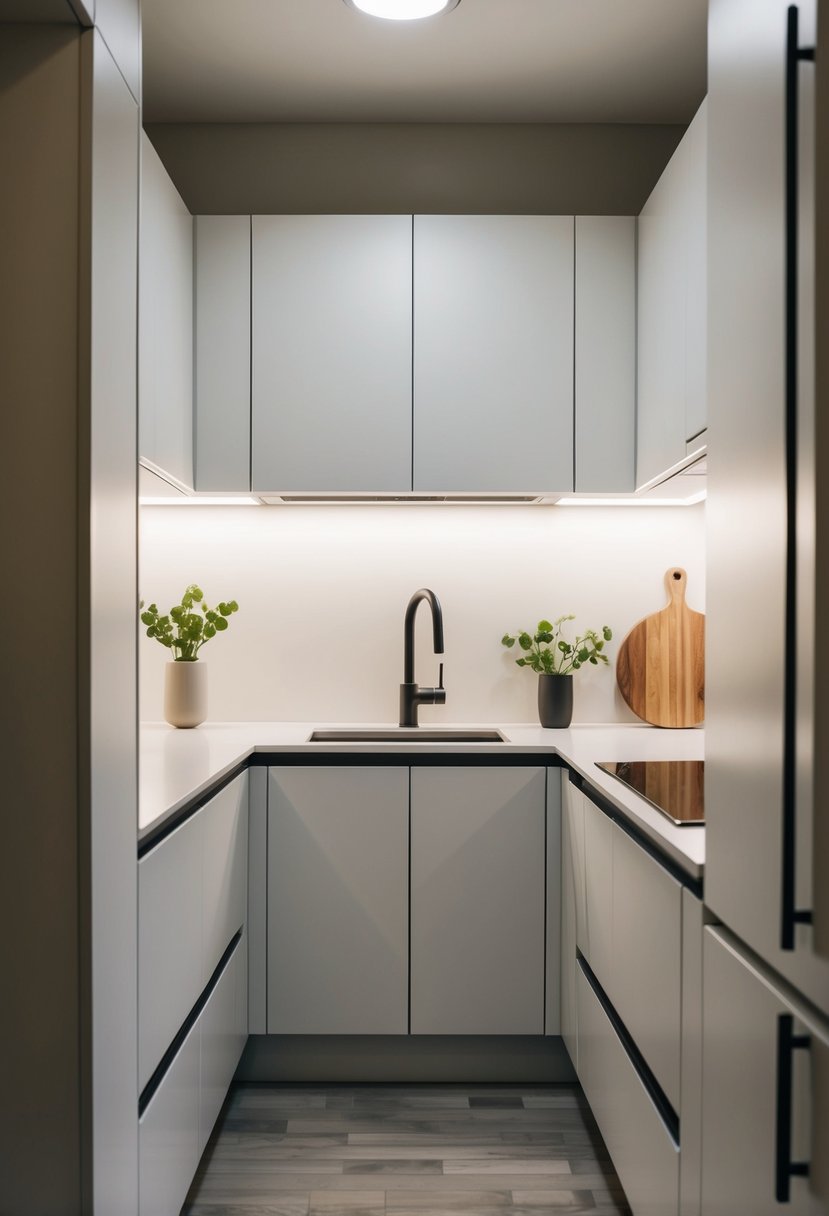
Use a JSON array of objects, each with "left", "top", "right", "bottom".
[{"left": 308, "top": 728, "right": 506, "bottom": 744}]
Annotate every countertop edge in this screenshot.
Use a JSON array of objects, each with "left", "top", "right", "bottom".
[{"left": 138, "top": 723, "right": 705, "bottom": 879}]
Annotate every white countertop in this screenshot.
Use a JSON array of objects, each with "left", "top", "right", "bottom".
[{"left": 139, "top": 721, "right": 705, "bottom": 878}]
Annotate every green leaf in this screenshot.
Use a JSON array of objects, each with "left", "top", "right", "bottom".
[
  {"left": 214, "top": 617, "right": 228, "bottom": 631},
  {"left": 535, "top": 631, "right": 553, "bottom": 644},
  {"left": 537, "top": 619, "right": 553, "bottom": 633},
  {"left": 204, "top": 623, "right": 216, "bottom": 639},
  {"left": 501, "top": 634, "right": 515, "bottom": 648},
  {"left": 603, "top": 626, "right": 613, "bottom": 640},
  {"left": 229, "top": 601, "right": 239, "bottom": 613},
  {"left": 516, "top": 657, "right": 527, "bottom": 667},
  {"left": 518, "top": 632, "right": 533, "bottom": 651}
]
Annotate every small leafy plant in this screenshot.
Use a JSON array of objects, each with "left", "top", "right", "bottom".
[
  {"left": 140, "top": 585, "right": 239, "bottom": 661},
  {"left": 502, "top": 616, "right": 612, "bottom": 675}
]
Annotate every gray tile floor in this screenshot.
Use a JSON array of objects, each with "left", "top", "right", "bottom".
[{"left": 182, "top": 1084, "right": 632, "bottom": 1216}]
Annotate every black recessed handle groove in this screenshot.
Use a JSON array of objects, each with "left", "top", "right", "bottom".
[
  {"left": 775, "top": 1013, "right": 812, "bottom": 1201},
  {"left": 782, "top": 5, "right": 815, "bottom": 951}
]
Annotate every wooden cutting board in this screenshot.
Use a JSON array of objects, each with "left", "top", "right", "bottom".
[{"left": 616, "top": 567, "right": 705, "bottom": 728}]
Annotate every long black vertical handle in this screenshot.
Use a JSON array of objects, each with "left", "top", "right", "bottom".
[
  {"left": 775, "top": 1013, "right": 812, "bottom": 1201},
  {"left": 782, "top": 5, "right": 815, "bottom": 951}
]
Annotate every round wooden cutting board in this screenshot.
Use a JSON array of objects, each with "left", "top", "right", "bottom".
[{"left": 616, "top": 567, "right": 705, "bottom": 728}]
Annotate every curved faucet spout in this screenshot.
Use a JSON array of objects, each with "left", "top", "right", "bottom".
[
  {"left": 404, "top": 588, "right": 444, "bottom": 684},
  {"left": 400, "top": 588, "right": 446, "bottom": 727}
]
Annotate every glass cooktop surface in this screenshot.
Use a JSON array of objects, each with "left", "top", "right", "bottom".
[{"left": 596, "top": 760, "right": 704, "bottom": 826}]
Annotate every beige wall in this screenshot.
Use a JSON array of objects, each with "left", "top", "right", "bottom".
[
  {"left": 139, "top": 502, "right": 706, "bottom": 727},
  {"left": 145, "top": 121, "right": 684, "bottom": 215}
]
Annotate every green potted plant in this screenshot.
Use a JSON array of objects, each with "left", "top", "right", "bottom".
[
  {"left": 501, "top": 616, "right": 612, "bottom": 728},
  {"left": 140, "top": 585, "right": 239, "bottom": 728}
]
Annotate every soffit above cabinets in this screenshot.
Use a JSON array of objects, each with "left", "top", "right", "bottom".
[{"left": 141, "top": 0, "right": 707, "bottom": 125}]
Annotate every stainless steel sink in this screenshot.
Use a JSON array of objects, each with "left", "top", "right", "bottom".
[{"left": 308, "top": 728, "right": 506, "bottom": 743}]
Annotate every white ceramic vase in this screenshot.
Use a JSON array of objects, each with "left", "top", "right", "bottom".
[{"left": 164, "top": 660, "right": 207, "bottom": 728}]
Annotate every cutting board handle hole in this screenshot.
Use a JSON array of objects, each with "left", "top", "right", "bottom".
[{"left": 672, "top": 571, "right": 681, "bottom": 580}]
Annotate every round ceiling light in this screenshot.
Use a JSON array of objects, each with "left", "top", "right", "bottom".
[{"left": 344, "top": 0, "right": 461, "bottom": 20}]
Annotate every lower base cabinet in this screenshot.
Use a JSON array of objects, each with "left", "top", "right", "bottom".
[
  {"left": 577, "top": 961, "right": 679, "bottom": 1216},
  {"left": 139, "top": 937, "right": 247, "bottom": 1216},
  {"left": 267, "top": 766, "right": 409, "bottom": 1034},
  {"left": 410, "top": 766, "right": 547, "bottom": 1034}
]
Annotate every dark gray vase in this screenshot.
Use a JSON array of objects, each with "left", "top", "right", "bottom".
[{"left": 537, "top": 674, "right": 574, "bottom": 728}]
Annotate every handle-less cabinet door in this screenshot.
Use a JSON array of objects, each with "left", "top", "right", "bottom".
[
  {"left": 575, "top": 216, "right": 636, "bottom": 492},
  {"left": 194, "top": 216, "right": 251, "bottom": 491},
  {"left": 201, "top": 771, "right": 248, "bottom": 986},
  {"left": 560, "top": 775, "right": 580, "bottom": 1065},
  {"left": 611, "top": 824, "right": 682, "bottom": 1112},
  {"left": 581, "top": 792, "right": 614, "bottom": 988},
  {"left": 410, "top": 766, "right": 546, "bottom": 1034},
  {"left": 252, "top": 215, "right": 413, "bottom": 492},
  {"left": 636, "top": 100, "right": 707, "bottom": 488},
  {"left": 139, "top": 133, "right": 193, "bottom": 489},
  {"left": 267, "top": 766, "right": 409, "bottom": 1034},
  {"left": 413, "top": 216, "right": 574, "bottom": 493},
  {"left": 701, "top": 926, "right": 829, "bottom": 1215}
]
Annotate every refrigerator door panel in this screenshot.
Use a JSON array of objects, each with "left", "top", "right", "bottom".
[
  {"left": 706, "top": 0, "right": 829, "bottom": 1012},
  {"left": 701, "top": 926, "right": 829, "bottom": 1215},
  {"left": 814, "top": 0, "right": 829, "bottom": 965}
]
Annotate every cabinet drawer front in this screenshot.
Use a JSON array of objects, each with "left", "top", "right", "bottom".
[
  {"left": 267, "top": 767, "right": 409, "bottom": 1034},
  {"left": 139, "top": 1019, "right": 200, "bottom": 1216},
  {"left": 610, "top": 824, "right": 682, "bottom": 1111},
  {"left": 201, "top": 772, "right": 249, "bottom": 985},
  {"left": 138, "top": 813, "right": 202, "bottom": 1092},
  {"left": 198, "top": 940, "right": 247, "bottom": 1155},
  {"left": 411, "top": 766, "right": 546, "bottom": 1035},
  {"left": 577, "top": 962, "right": 679, "bottom": 1216},
  {"left": 582, "top": 793, "right": 614, "bottom": 984}
]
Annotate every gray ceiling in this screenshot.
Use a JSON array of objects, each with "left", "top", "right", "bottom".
[{"left": 142, "top": 0, "right": 707, "bottom": 125}]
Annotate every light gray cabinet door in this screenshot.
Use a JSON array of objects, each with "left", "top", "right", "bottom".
[
  {"left": 700, "top": 927, "right": 828, "bottom": 1215},
  {"left": 138, "top": 814, "right": 202, "bottom": 1093},
  {"left": 138, "top": 1021, "right": 200, "bottom": 1216},
  {"left": 201, "top": 771, "right": 248, "bottom": 985},
  {"left": 577, "top": 962, "right": 680, "bottom": 1216},
  {"left": 267, "top": 766, "right": 409, "bottom": 1034},
  {"left": 560, "top": 775, "right": 580, "bottom": 1066},
  {"left": 636, "top": 101, "right": 707, "bottom": 488},
  {"left": 139, "top": 133, "right": 193, "bottom": 489},
  {"left": 252, "top": 215, "right": 413, "bottom": 492},
  {"left": 610, "top": 824, "right": 682, "bottom": 1112},
  {"left": 636, "top": 137, "right": 688, "bottom": 488},
  {"left": 194, "top": 216, "right": 251, "bottom": 491},
  {"left": 410, "top": 766, "right": 546, "bottom": 1035},
  {"left": 683, "top": 102, "right": 708, "bottom": 443},
  {"left": 575, "top": 216, "right": 636, "bottom": 492},
  {"left": 413, "top": 215, "right": 574, "bottom": 493},
  {"left": 582, "top": 792, "right": 614, "bottom": 988}
]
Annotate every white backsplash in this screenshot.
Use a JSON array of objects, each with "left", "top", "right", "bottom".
[{"left": 138, "top": 503, "right": 705, "bottom": 725}]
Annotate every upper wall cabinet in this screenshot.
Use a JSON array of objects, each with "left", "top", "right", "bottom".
[
  {"left": 637, "top": 99, "right": 708, "bottom": 490},
  {"left": 139, "top": 134, "right": 193, "bottom": 490},
  {"left": 251, "top": 215, "right": 413, "bottom": 493},
  {"left": 575, "top": 216, "right": 636, "bottom": 493},
  {"left": 194, "top": 216, "right": 251, "bottom": 492},
  {"left": 413, "top": 215, "right": 574, "bottom": 493},
  {"left": 192, "top": 212, "right": 636, "bottom": 495}
]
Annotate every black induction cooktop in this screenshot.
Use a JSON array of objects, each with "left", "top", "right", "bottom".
[{"left": 596, "top": 760, "right": 704, "bottom": 826}]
